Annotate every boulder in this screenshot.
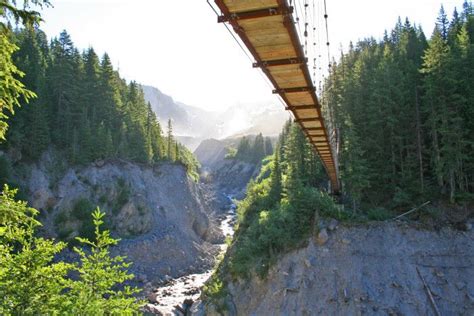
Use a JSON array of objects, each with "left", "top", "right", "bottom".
[
  {"left": 316, "top": 228, "right": 329, "bottom": 245},
  {"left": 328, "top": 219, "right": 339, "bottom": 231}
]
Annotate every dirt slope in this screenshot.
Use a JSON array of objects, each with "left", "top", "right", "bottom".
[{"left": 197, "top": 222, "right": 474, "bottom": 315}]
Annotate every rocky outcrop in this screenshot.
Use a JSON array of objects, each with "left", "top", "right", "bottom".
[
  {"left": 12, "top": 150, "right": 223, "bottom": 286},
  {"left": 201, "top": 223, "right": 474, "bottom": 315},
  {"left": 194, "top": 139, "right": 228, "bottom": 168},
  {"left": 194, "top": 138, "right": 264, "bottom": 199},
  {"left": 209, "top": 159, "right": 260, "bottom": 199}
]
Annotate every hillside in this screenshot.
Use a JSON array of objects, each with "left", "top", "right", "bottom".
[
  {"left": 8, "top": 149, "right": 222, "bottom": 286},
  {"left": 197, "top": 222, "right": 474, "bottom": 315},
  {"left": 193, "top": 139, "right": 228, "bottom": 168}
]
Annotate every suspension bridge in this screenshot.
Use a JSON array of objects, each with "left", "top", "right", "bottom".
[{"left": 210, "top": 0, "right": 340, "bottom": 193}]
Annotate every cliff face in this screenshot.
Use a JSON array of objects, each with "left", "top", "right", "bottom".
[
  {"left": 194, "top": 138, "right": 260, "bottom": 199},
  {"left": 12, "top": 150, "right": 222, "bottom": 286},
  {"left": 200, "top": 222, "right": 474, "bottom": 315}
]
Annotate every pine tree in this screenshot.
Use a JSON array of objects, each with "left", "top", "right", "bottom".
[
  {"left": 269, "top": 148, "right": 282, "bottom": 202},
  {"left": 166, "top": 118, "right": 175, "bottom": 161},
  {"left": 252, "top": 133, "right": 265, "bottom": 163},
  {"left": 235, "top": 136, "right": 251, "bottom": 161},
  {"left": 437, "top": 5, "right": 449, "bottom": 40},
  {"left": 264, "top": 137, "right": 273, "bottom": 156}
]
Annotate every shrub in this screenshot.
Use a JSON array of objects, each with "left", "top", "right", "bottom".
[
  {"left": 224, "top": 147, "right": 237, "bottom": 159},
  {"left": 72, "top": 198, "right": 94, "bottom": 221},
  {"left": 0, "top": 186, "right": 143, "bottom": 314},
  {"left": 54, "top": 210, "right": 69, "bottom": 226},
  {"left": 367, "top": 207, "right": 392, "bottom": 221}
]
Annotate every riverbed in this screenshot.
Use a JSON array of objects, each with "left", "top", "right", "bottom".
[{"left": 143, "top": 195, "right": 236, "bottom": 315}]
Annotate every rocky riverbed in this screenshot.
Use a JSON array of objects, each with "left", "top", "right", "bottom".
[{"left": 143, "top": 195, "right": 237, "bottom": 315}]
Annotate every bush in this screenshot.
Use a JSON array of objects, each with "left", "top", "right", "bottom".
[
  {"left": 54, "top": 210, "right": 69, "bottom": 226},
  {"left": 224, "top": 147, "right": 237, "bottom": 159},
  {"left": 366, "top": 207, "right": 392, "bottom": 221},
  {"left": 0, "top": 186, "right": 143, "bottom": 314},
  {"left": 72, "top": 198, "right": 94, "bottom": 220}
]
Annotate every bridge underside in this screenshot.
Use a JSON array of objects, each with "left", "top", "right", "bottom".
[{"left": 215, "top": 0, "right": 340, "bottom": 192}]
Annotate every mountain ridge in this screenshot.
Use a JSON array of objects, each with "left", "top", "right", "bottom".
[{"left": 141, "top": 85, "right": 289, "bottom": 146}]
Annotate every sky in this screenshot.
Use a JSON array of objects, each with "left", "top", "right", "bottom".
[{"left": 39, "top": 0, "right": 462, "bottom": 111}]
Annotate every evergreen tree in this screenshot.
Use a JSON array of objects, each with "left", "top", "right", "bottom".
[
  {"left": 166, "top": 118, "right": 175, "bottom": 161},
  {"left": 235, "top": 136, "right": 251, "bottom": 161},
  {"left": 264, "top": 137, "right": 273, "bottom": 156},
  {"left": 252, "top": 133, "right": 265, "bottom": 163}
]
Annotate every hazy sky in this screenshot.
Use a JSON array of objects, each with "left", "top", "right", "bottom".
[{"left": 40, "top": 0, "right": 461, "bottom": 111}]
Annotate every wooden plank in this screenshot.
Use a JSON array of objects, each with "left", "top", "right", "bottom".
[
  {"left": 250, "top": 33, "right": 292, "bottom": 47},
  {"left": 238, "top": 15, "right": 285, "bottom": 30},
  {"left": 223, "top": 0, "right": 278, "bottom": 13},
  {"left": 268, "top": 63, "right": 305, "bottom": 70},
  {"left": 294, "top": 108, "right": 319, "bottom": 118},
  {"left": 273, "top": 79, "right": 307, "bottom": 89},
  {"left": 257, "top": 48, "right": 297, "bottom": 60},
  {"left": 301, "top": 121, "right": 323, "bottom": 129},
  {"left": 287, "top": 104, "right": 317, "bottom": 110},
  {"left": 285, "top": 92, "right": 313, "bottom": 105},
  {"left": 255, "top": 45, "right": 296, "bottom": 57}
]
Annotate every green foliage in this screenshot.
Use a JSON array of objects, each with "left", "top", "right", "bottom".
[
  {"left": 54, "top": 210, "right": 68, "bottom": 227},
  {"left": 0, "top": 0, "right": 52, "bottom": 141},
  {"left": 176, "top": 142, "right": 201, "bottom": 182},
  {"left": 224, "top": 147, "right": 237, "bottom": 159},
  {"left": 235, "top": 133, "right": 269, "bottom": 164},
  {"left": 72, "top": 198, "right": 94, "bottom": 220},
  {"left": 0, "top": 33, "right": 36, "bottom": 140},
  {"left": 218, "top": 122, "right": 336, "bottom": 279},
  {"left": 3, "top": 27, "right": 199, "bottom": 177},
  {"left": 203, "top": 274, "right": 227, "bottom": 301},
  {"left": 0, "top": 186, "right": 72, "bottom": 315},
  {"left": 0, "top": 186, "right": 142, "bottom": 315},
  {"left": 366, "top": 207, "right": 393, "bottom": 221},
  {"left": 67, "top": 209, "right": 143, "bottom": 314},
  {"left": 0, "top": 1, "right": 51, "bottom": 31},
  {"left": 322, "top": 4, "right": 474, "bottom": 209},
  {"left": 113, "top": 178, "right": 130, "bottom": 214}
]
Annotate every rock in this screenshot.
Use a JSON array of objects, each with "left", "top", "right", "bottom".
[
  {"left": 455, "top": 281, "right": 465, "bottom": 290},
  {"left": 94, "top": 159, "right": 105, "bottom": 167},
  {"left": 464, "top": 222, "right": 472, "bottom": 231},
  {"left": 183, "top": 298, "right": 194, "bottom": 307},
  {"left": 137, "top": 273, "right": 148, "bottom": 283},
  {"left": 164, "top": 275, "right": 172, "bottom": 283},
  {"left": 341, "top": 238, "right": 351, "bottom": 245},
  {"left": 328, "top": 219, "right": 339, "bottom": 231},
  {"left": 115, "top": 200, "right": 153, "bottom": 237},
  {"left": 143, "top": 303, "right": 164, "bottom": 315},
  {"left": 316, "top": 228, "right": 329, "bottom": 245},
  {"left": 147, "top": 292, "right": 159, "bottom": 303}
]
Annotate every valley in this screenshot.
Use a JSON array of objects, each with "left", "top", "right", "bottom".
[{"left": 1, "top": 1, "right": 473, "bottom": 315}]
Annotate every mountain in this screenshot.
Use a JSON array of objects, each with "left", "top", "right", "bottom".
[
  {"left": 141, "top": 85, "right": 289, "bottom": 146},
  {"left": 141, "top": 85, "right": 219, "bottom": 140}
]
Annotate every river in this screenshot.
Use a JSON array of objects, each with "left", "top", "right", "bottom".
[{"left": 143, "top": 195, "right": 236, "bottom": 315}]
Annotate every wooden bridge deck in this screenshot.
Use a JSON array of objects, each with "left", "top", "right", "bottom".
[{"left": 214, "top": 0, "right": 340, "bottom": 192}]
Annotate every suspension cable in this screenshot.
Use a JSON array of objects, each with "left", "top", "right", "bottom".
[
  {"left": 206, "top": 0, "right": 254, "bottom": 63},
  {"left": 323, "top": 0, "right": 331, "bottom": 70}
]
